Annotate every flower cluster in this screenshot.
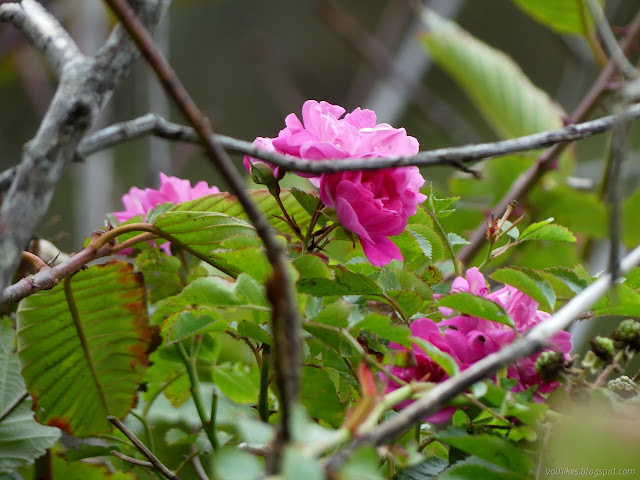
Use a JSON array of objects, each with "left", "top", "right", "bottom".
[
  {"left": 244, "top": 100, "right": 426, "bottom": 266},
  {"left": 387, "top": 268, "right": 572, "bottom": 420},
  {"left": 113, "top": 172, "right": 219, "bottom": 254}
]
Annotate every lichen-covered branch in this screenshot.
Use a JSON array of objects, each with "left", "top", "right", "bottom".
[
  {"left": 0, "top": 0, "right": 82, "bottom": 75},
  {"left": 0, "top": 0, "right": 171, "bottom": 292}
]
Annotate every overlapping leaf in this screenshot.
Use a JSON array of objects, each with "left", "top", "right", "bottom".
[
  {"left": 420, "top": 9, "right": 565, "bottom": 141},
  {"left": 16, "top": 261, "right": 158, "bottom": 436},
  {"left": 0, "top": 321, "right": 60, "bottom": 473},
  {"left": 510, "top": 0, "right": 593, "bottom": 35}
]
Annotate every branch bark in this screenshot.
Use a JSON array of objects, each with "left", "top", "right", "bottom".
[
  {"left": 0, "top": 0, "right": 170, "bottom": 292},
  {"left": 0, "top": 0, "right": 81, "bottom": 75},
  {"left": 3, "top": 103, "right": 639, "bottom": 195},
  {"left": 325, "top": 243, "right": 640, "bottom": 473}
]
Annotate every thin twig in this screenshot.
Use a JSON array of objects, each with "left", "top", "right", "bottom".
[
  {"left": 325, "top": 243, "right": 640, "bottom": 472},
  {"left": 191, "top": 453, "right": 208, "bottom": 480},
  {"left": 111, "top": 451, "right": 154, "bottom": 469},
  {"left": 586, "top": 0, "right": 639, "bottom": 80},
  {"left": 101, "top": 3, "right": 301, "bottom": 470},
  {"left": 3, "top": 103, "right": 640, "bottom": 196},
  {"left": 108, "top": 416, "right": 181, "bottom": 480}
]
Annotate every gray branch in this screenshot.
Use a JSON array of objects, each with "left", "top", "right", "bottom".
[
  {"left": 0, "top": 0, "right": 170, "bottom": 292},
  {"left": 0, "top": 0, "right": 82, "bottom": 75},
  {"left": 325, "top": 242, "right": 640, "bottom": 472}
]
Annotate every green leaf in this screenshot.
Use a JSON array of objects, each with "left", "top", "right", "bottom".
[
  {"left": 626, "top": 268, "right": 640, "bottom": 289},
  {"left": 623, "top": 187, "right": 640, "bottom": 249},
  {"left": 437, "top": 428, "right": 535, "bottom": 474},
  {"left": 282, "top": 448, "right": 324, "bottom": 480},
  {"left": 301, "top": 366, "right": 344, "bottom": 427},
  {"left": 510, "top": 0, "right": 592, "bottom": 35},
  {"left": 351, "top": 313, "right": 412, "bottom": 347},
  {"left": 519, "top": 218, "right": 576, "bottom": 243},
  {"left": 135, "top": 249, "right": 183, "bottom": 303},
  {"left": 447, "top": 232, "right": 471, "bottom": 246},
  {"left": 541, "top": 267, "right": 588, "bottom": 298},
  {"left": 290, "top": 187, "right": 324, "bottom": 219},
  {"left": 170, "top": 189, "right": 313, "bottom": 238},
  {"left": 531, "top": 186, "right": 607, "bottom": 237},
  {"left": 408, "top": 225, "right": 444, "bottom": 262},
  {"left": 213, "top": 364, "right": 260, "bottom": 404},
  {"left": 491, "top": 267, "right": 556, "bottom": 311},
  {"left": 17, "top": 261, "right": 158, "bottom": 436},
  {"left": 0, "top": 321, "right": 60, "bottom": 473},
  {"left": 437, "top": 456, "right": 528, "bottom": 480},
  {"left": 162, "top": 309, "right": 227, "bottom": 345},
  {"left": 213, "top": 447, "right": 262, "bottom": 480},
  {"left": 237, "top": 321, "right": 272, "bottom": 346},
  {"left": 420, "top": 9, "right": 564, "bottom": 141},
  {"left": 298, "top": 268, "right": 382, "bottom": 296},
  {"left": 294, "top": 255, "right": 332, "bottom": 279},
  {"left": 437, "top": 292, "right": 515, "bottom": 328},
  {"left": 312, "top": 300, "right": 351, "bottom": 328},
  {"left": 395, "top": 456, "right": 448, "bottom": 480},
  {"left": 153, "top": 211, "right": 254, "bottom": 257},
  {"left": 594, "top": 284, "right": 640, "bottom": 316},
  {"left": 412, "top": 338, "right": 460, "bottom": 378},
  {"left": 340, "top": 446, "right": 385, "bottom": 480}
]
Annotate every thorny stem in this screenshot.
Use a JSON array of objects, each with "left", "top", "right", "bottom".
[
  {"left": 273, "top": 190, "right": 303, "bottom": 241},
  {"left": 425, "top": 207, "right": 461, "bottom": 278},
  {"left": 303, "top": 199, "right": 324, "bottom": 251},
  {"left": 175, "top": 342, "right": 219, "bottom": 450}
]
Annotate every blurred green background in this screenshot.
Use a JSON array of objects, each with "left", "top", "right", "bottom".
[{"left": 0, "top": 0, "right": 638, "bottom": 252}]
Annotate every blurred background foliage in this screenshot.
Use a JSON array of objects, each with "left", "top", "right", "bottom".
[{"left": 0, "top": 0, "right": 639, "bottom": 261}]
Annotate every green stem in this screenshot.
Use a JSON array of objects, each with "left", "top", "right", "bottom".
[
  {"left": 176, "top": 342, "right": 219, "bottom": 450},
  {"left": 93, "top": 222, "right": 238, "bottom": 278},
  {"left": 259, "top": 344, "right": 272, "bottom": 422},
  {"left": 130, "top": 411, "right": 156, "bottom": 454},
  {"left": 477, "top": 240, "right": 495, "bottom": 271},
  {"left": 426, "top": 208, "right": 461, "bottom": 278},
  {"left": 379, "top": 293, "right": 409, "bottom": 325}
]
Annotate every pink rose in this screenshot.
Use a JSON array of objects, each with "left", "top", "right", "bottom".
[
  {"left": 319, "top": 167, "right": 426, "bottom": 266},
  {"left": 112, "top": 172, "right": 220, "bottom": 254},
  {"left": 387, "top": 318, "right": 463, "bottom": 422},
  {"left": 246, "top": 100, "right": 426, "bottom": 265}
]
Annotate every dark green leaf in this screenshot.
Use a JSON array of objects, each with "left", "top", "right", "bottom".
[
  {"left": 294, "top": 255, "right": 332, "bottom": 279},
  {"left": 437, "top": 456, "right": 528, "bottom": 480},
  {"left": 300, "top": 366, "right": 344, "bottom": 427},
  {"left": 351, "top": 314, "right": 411, "bottom": 347},
  {"left": 394, "top": 456, "right": 448, "bottom": 480},
  {"left": 520, "top": 218, "right": 576, "bottom": 243},
  {"left": 17, "top": 261, "right": 157, "bottom": 436},
  {"left": 135, "top": 249, "right": 183, "bottom": 303},
  {"left": 412, "top": 338, "right": 460, "bottom": 378},
  {"left": 437, "top": 428, "right": 535, "bottom": 474},
  {"left": 162, "top": 309, "right": 227, "bottom": 345},
  {"left": 0, "top": 321, "right": 60, "bottom": 473},
  {"left": 298, "top": 268, "right": 382, "bottom": 296},
  {"left": 491, "top": 267, "right": 556, "bottom": 311},
  {"left": 437, "top": 292, "right": 515, "bottom": 328},
  {"left": 213, "top": 364, "right": 260, "bottom": 404},
  {"left": 312, "top": 300, "right": 351, "bottom": 328}
]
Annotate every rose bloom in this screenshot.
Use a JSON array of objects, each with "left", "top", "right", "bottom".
[
  {"left": 244, "top": 100, "right": 427, "bottom": 266},
  {"left": 387, "top": 268, "right": 572, "bottom": 420},
  {"left": 112, "top": 172, "right": 219, "bottom": 254}
]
